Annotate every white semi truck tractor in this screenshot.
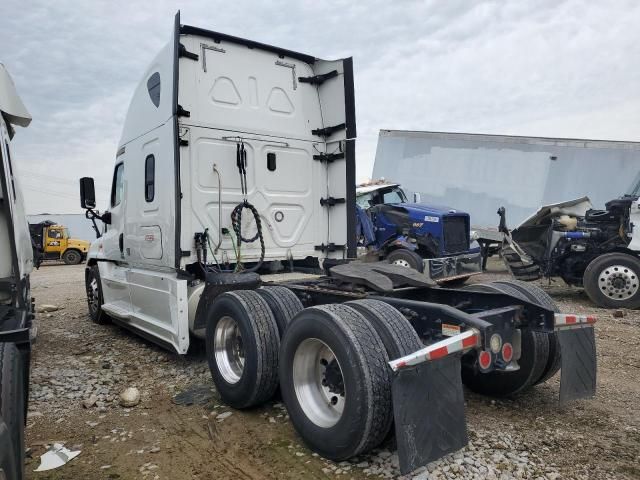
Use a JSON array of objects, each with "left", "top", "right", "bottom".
[
  {"left": 79, "top": 12, "right": 599, "bottom": 474},
  {"left": 0, "top": 63, "right": 35, "bottom": 480}
]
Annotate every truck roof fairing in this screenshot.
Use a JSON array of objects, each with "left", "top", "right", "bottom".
[{"left": 0, "top": 63, "right": 31, "bottom": 129}]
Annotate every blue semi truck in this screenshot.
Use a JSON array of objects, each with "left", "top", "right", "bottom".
[{"left": 356, "top": 181, "right": 482, "bottom": 284}]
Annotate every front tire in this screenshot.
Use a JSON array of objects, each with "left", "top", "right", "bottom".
[
  {"left": 279, "top": 304, "right": 392, "bottom": 461},
  {"left": 205, "top": 290, "right": 280, "bottom": 409},
  {"left": 386, "top": 248, "right": 424, "bottom": 272},
  {"left": 62, "top": 249, "right": 82, "bottom": 265},
  {"left": 0, "top": 343, "right": 26, "bottom": 480},
  {"left": 584, "top": 252, "right": 640, "bottom": 309},
  {"left": 85, "top": 266, "right": 110, "bottom": 324}
]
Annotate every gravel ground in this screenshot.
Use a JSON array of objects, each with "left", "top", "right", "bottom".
[{"left": 24, "top": 261, "right": 640, "bottom": 479}]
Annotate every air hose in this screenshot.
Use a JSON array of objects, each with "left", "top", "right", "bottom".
[{"left": 231, "top": 141, "right": 265, "bottom": 273}]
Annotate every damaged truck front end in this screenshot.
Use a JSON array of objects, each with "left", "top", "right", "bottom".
[{"left": 500, "top": 195, "right": 640, "bottom": 308}]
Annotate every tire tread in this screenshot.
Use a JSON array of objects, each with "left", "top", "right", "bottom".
[
  {"left": 316, "top": 304, "right": 393, "bottom": 455},
  {"left": 227, "top": 290, "right": 280, "bottom": 407}
]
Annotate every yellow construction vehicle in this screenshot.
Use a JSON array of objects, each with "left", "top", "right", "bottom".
[{"left": 29, "top": 221, "right": 89, "bottom": 266}]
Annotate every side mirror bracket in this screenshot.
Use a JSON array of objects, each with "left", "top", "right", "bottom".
[{"left": 79, "top": 177, "right": 111, "bottom": 238}]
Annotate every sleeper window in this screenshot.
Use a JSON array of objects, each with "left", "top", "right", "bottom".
[
  {"left": 111, "top": 162, "right": 124, "bottom": 207},
  {"left": 145, "top": 155, "right": 155, "bottom": 202},
  {"left": 147, "top": 72, "right": 161, "bottom": 107}
]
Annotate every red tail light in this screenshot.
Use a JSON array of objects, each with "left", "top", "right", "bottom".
[
  {"left": 478, "top": 350, "right": 492, "bottom": 370},
  {"left": 502, "top": 342, "right": 513, "bottom": 363}
]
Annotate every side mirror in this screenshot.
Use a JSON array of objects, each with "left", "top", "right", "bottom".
[
  {"left": 413, "top": 192, "right": 421, "bottom": 203},
  {"left": 80, "top": 177, "right": 96, "bottom": 209}
]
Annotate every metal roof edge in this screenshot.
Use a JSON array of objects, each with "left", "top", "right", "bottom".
[{"left": 378, "top": 129, "right": 640, "bottom": 149}]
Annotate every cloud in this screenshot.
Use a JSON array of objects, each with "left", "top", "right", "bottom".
[{"left": 1, "top": 0, "right": 638, "bottom": 213}]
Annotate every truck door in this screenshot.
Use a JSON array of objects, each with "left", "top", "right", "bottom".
[
  {"left": 98, "top": 160, "right": 132, "bottom": 312},
  {"left": 45, "top": 226, "right": 64, "bottom": 259}
]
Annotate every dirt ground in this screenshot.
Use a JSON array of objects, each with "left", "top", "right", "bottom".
[{"left": 24, "top": 261, "right": 640, "bottom": 480}]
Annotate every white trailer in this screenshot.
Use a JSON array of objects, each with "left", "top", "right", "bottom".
[
  {"left": 79, "top": 13, "right": 599, "bottom": 474},
  {"left": 0, "top": 63, "right": 35, "bottom": 480}
]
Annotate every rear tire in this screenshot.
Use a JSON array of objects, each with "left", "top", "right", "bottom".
[
  {"left": 460, "top": 282, "right": 550, "bottom": 396},
  {"left": 345, "top": 299, "right": 422, "bottom": 360},
  {"left": 62, "top": 249, "right": 82, "bottom": 265},
  {"left": 206, "top": 290, "right": 280, "bottom": 409},
  {"left": 85, "top": 266, "right": 110, "bottom": 324},
  {"left": 583, "top": 252, "right": 640, "bottom": 309},
  {"left": 493, "top": 279, "right": 561, "bottom": 385},
  {"left": 256, "top": 286, "right": 304, "bottom": 337},
  {"left": 0, "top": 343, "right": 25, "bottom": 480},
  {"left": 386, "top": 249, "right": 424, "bottom": 272},
  {"left": 279, "top": 304, "right": 392, "bottom": 460}
]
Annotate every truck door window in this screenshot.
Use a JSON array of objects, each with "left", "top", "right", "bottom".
[
  {"left": 356, "top": 193, "right": 373, "bottom": 209},
  {"left": 382, "top": 188, "right": 406, "bottom": 204},
  {"left": 111, "top": 162, "right": 124, "bottom": 207},
  {"left": 48, "top": 229, "right": 62, "bottom": 239},
  {"left": 144, "top": 155, "right": 155, "bottom": 202}
]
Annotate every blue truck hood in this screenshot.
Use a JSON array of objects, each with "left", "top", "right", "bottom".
[{"left": 397, "top": 203, "right": 462, "bottom": 218}]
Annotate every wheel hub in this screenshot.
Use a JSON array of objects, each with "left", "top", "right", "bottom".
[
  {"left": 322, "top": 359, "right": 345, "bottom": 395},
  {"left": 598, "top": 264, "right": 639, "bottom": 301},
  {"left": 214, "top": 316, "right": 245, "bottom": 384},
  {"left": 293, "top": 338, "right": 346, "bottom": 427},
  {"left": 87, "top": 278, "right": 100, "bottom": 313},
  {"left": 392, "top": 259, "right": 410, "bottom": 268}
]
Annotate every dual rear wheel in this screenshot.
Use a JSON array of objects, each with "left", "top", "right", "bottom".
[
  {"left": 205, "top": 291, "right": 419, "bottom": 460},
  {"left": 205, "top": 282, "right": 561, "bottom": 460}
]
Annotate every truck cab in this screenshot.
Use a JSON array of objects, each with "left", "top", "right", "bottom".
[
  {"left": 356, "top": 181, "right": 481, "bottom": 283},
  {"left": 29, "top": 221, "right": 89, "bottom": 265}
]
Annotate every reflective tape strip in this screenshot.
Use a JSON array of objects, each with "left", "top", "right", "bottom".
[
  {"left": 554, "top": 313, "right": 597, "bottom": 329},
  {"left": 389, "top": 329, "right": 479, "bottom": 372}
]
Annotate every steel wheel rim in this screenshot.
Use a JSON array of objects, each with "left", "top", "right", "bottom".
[
  {"left": 598, "top": 264, "right": 639, "bottom": 301},
  {"left": 292, "top": 338, "right": 345, "bottom": 428},
  {"left": 87, "top": 277, "right": 100, "bottom": 313},
  {"left": 67, "top": 251, "right": 79, "bottom": 262},
  {"left": 392, "top": 258, "right": 411, "bottom": 268},
  {"left": 214, "top": 316, "right": 245, "bottom": 384}
]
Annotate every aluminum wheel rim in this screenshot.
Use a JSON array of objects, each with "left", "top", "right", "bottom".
[
  {"left": 88, "top": 277, "right": 100, "bottom": 313},
  {"left": 292, "top": 338, "right": 345, "bottom": 428},
  {"left": 598, "top": 264, "right": 639, "bottom": 301},
  {"left": 392, "top": 259, "right": 411, "bottom": 268},
  {"left": 214, "top": 316, "right": 245, "bottom": 384}
]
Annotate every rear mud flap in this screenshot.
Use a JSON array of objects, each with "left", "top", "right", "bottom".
[
  {"left": 392, "top": 356, "right": 468, "bottom": 475},
  {"left": 558, "top": 327, "right": 597, "bottom": 404}
]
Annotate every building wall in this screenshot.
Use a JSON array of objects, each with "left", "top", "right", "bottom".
[
  {"left": 373, "top": 130, "right": 640, "bottom": 227},
  {"left": 27, "top": 214, "right": 97, "bottom": 242}
]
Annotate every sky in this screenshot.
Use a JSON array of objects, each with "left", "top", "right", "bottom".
[{"left": 2, "top": 0, "right": 639, "bottom": 214}]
